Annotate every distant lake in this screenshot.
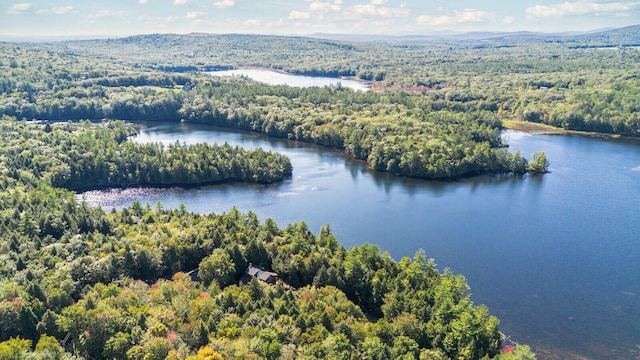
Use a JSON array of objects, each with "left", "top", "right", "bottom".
[
  {"left": 208, "top": 69, "right": 371, "bottom": 91},
  {"left": 78, "top": 123, "right": 640, "bottom": 360}
]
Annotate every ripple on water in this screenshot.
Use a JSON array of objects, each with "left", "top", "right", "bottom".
[
  {"left": 75, "top": 187, "right": 177, "bottom": 209},
  {"left": 76, "top": 123, "right": 640, "bottom": 360}
]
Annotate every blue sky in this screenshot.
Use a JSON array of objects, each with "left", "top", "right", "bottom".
[{"left": 1, "top": 0, "right": 639, "bottom": 38}]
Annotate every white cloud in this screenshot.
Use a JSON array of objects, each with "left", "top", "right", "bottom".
[
  {"left": 371, "top": 0, "right": 388, "bottom": 4},
  {"left": 352, "top": 4, "right": 381, "bottom": 16},
  {"left": 88, "top": 10, "right": 127, "bottom": 19},
  {"left": 137, "top": 15, "right": 178, "bottom": 23},
  {"left": 502, "top": 16, "right": 515, "bottom": 24},
  {"left": 310, "top": 1, "right": 342, "bottom": 12},
  {"left": 52, "top": 6, "right": 74, "bottom": 14},
  {"left": 88, "top": 10, "right": 111, "bottom": 19},
  {"left": 7, "top": 3, "right": 31, "bottom": 14},
  {"left": 37, "top": 6, "right": 74, "bottom": 15},
  {"left": 526, "top": 1, "right": 640, "bottom": 18},
  {"left": 417, "top": 9, "right": 495, "bottom": 26},
  {"left": 266, "top": 18, "right": 285, "bottom": 28},
  {"left": 138, "top": 0, "right": 149, "bottom": 4},
  {"left": 174, "top": 0, "right": 188, "bottom": 5},
  {"left": 289, "top": 10, "right": 311, "bottom": 19},
  {"left": 244, "top": 18, "right": 261, "bottom": 26},
  {"left": 185, "top": 11, "right": 203, "bottom": 19},
  {"left": 214, "top": 0, "right": 236, "bottom": 8},
  {"left": 348, "top": 3, "right": 410, "bottom": 18}
]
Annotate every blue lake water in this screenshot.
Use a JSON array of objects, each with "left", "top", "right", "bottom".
[
  {"left": 208, "top": 69, "right": 371, "bottom": 91},
  {"left": 78, "top": 122, "right": 640, "bottom": 359}
]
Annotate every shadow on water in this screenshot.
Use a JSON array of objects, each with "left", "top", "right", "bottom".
[
  {"left": 136, "top": 122, "right": 545, "bottom": 198},
  {"left": 83, "top": 122, "right": 640, "bottom": 360},
  {"left": 367, "top": 167, "right": 546, "bottom": 196},
  {"left": 345, "top": 159, "right": 458, "bottom": 196}
]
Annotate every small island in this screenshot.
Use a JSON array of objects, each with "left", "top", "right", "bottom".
[
  {"left": 0, "top": 42, "right": 548, "bottom": 181},
  {"left": 5, "top": 20, "right": 640, "bottom": 359}
]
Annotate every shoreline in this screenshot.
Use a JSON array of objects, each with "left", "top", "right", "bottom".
[
  {"left": 69, "top": 175, "right": 291, "bottom": 194},
  {"left": 502, "top": 119, "right": 640, "bottom": 141}
]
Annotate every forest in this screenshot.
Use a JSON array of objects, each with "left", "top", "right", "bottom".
[
  {"left": 0, "top": 117, "right": 537, "bottom": 358},
  {"left": 0, "top": 118, "right": 292, "bottom": 190},
  {"left": 3, "top": 26, "right": 637, "bottom": 359},
  {"left": 0, "top": 41, "right": 556, "bottom": 179},
  {"left": 47, "top": 26, "right": 640, "bottom": 137}
]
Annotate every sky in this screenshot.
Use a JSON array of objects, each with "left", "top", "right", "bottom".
[{"left": 1, "top": 0, "right": 639, "bottom": 39}]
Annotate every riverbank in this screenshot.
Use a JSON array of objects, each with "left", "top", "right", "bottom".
[
  {"left": 71, "top": 175, "right": 292, "bottom": 193},
  {"left": 207, "top": 68, "right": 371, "bottom": 91},
  {"left": 502, "top": 119, "right": 633, "bottom": 140},
  {"left": 502, "top": 120, "right": 568, "bottom": 135},
  {"left": 81, "top": 122, "right": 640, "bottom": 359}
]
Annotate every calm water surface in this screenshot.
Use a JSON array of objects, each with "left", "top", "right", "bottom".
[
  {"left": 79, "top": 123, "right": 640, "bottom": 359},
  {"left": 208, "top": 69, "right": 371, "bottom": 91}
]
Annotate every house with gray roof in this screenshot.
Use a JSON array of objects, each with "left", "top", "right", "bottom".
[{"left": 242, "top": 264, "right": 279, "bottom": 285}]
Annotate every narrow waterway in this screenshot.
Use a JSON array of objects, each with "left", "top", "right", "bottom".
[
  {"left": 79, "top": 122, "right": 640, "bottom": 359},
  {"left": 208, "top": 69, "right": 371, "bottom": 91}
]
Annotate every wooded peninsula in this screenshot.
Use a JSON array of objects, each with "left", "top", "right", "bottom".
[{"left": 1, "top": 25, "right": 638, "bottom": 359}]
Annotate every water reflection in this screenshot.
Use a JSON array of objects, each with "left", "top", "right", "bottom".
[
  {"left": 208, "top": 69, "right": 371, "bottom": 92},
  {"left": 79, "top": 123, "right": 640, "bottom": 360}
]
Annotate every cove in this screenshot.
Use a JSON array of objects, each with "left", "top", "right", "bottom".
[
  {"left": 208, "top": 69, "right": 371, "bottom": 92},
  {"left": 78, "top": 122, "right": 640, "bottom": 359}
]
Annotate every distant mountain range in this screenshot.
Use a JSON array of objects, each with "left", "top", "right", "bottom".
[
  {"left": 1, "top": 25, "right": 638, "bottom": 47},
  {"left": 306, "top": 25, "right": 640, "bottom": 46}
]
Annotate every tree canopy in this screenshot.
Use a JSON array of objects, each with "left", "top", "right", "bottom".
[
  {"left": 0, "top": 41, "right": 558, "bottom": 179},
  {"left": 0, "top": 117, "right": 291, "bottom": 191},
  {"left": 0, "top": 116, "right": 534, "bottom": 359}
]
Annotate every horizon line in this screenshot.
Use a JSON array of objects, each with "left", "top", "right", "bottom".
[{"left": 0, "top": 24, "right": 637, "bottom": 43}]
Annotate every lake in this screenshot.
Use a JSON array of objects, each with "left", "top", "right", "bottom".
[
  {"left": 78, "top": 122, "right": 640, "bottom": 359},
  {"left": 208, "top": 69, "right": 371, "bottom": 91}
]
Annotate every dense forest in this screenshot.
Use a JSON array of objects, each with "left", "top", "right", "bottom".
[
  {"left": 0, "top": 42, "right": 552, "bottom": 179},
  {"left": 47, "top": 26, "right": 640, "bottom": 136},
  {"left": 0, "top": 118, "right": 292, "bottom": 190},
  {"left": 3, "top": 27, "right": 637, "bottom": 359},
  {"left": 0, "top": 118, "right": 536, "bottom": 358}
]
